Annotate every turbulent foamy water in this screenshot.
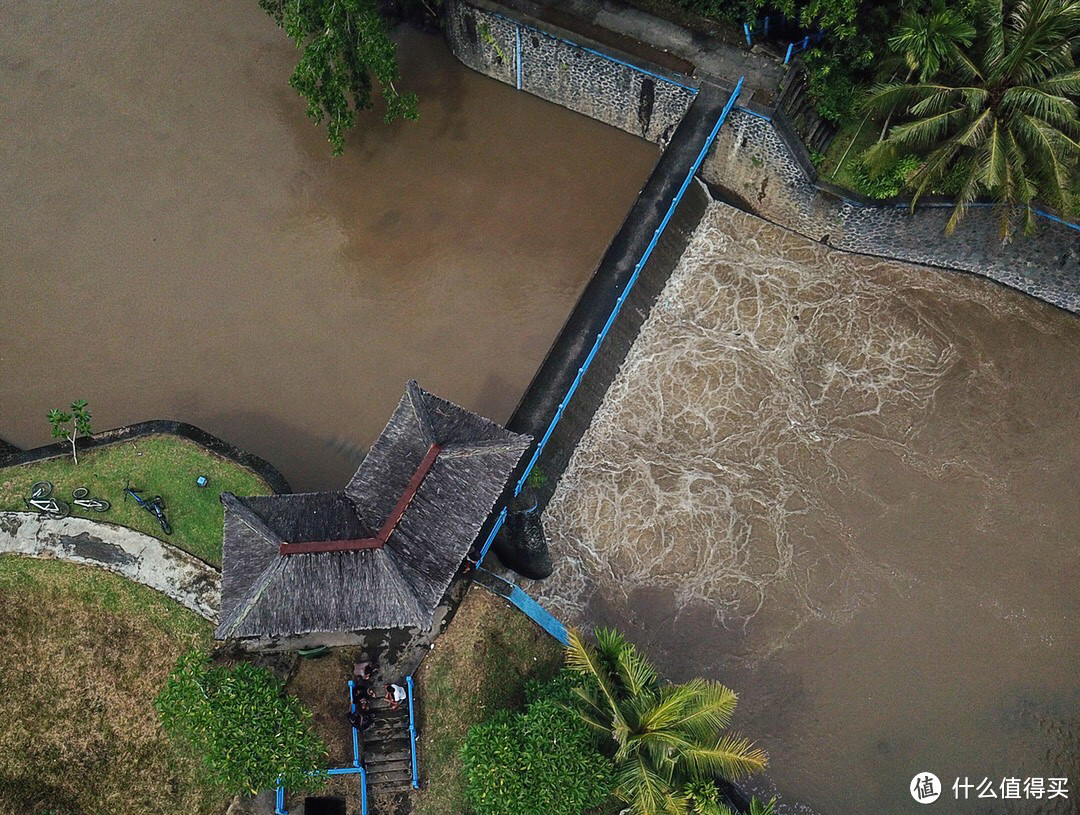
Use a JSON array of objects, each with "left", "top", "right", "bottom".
[{"left": 535, "top": 200, "right": 1080, "bottom": 815}]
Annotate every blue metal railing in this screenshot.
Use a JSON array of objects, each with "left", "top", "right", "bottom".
[
  {"left": 515, "top": 24, "right": 522, "bottom": 90},
  {"left": 349, "top": 679, "right": 361, "bottom": 768},
  {"left": 275, "top": 682, "right": 368, "bottom": 815},
  {"left": 478, "top": 567, "right": 570, "bottom": 643},
  {"left": 475, "top": 77, "right": 746, "bottom": 566},
  {"left": 406, "top": 675, "right": 420, "bottom": 789},
  {"left": 490, "top": 10, "right": 700, "bottom": 93},
  {"left": 743, "top": 14, "right": 781, "bottom": 45},
  {"left": 784, "top": 31, "right": 824, "bottom": 64}
]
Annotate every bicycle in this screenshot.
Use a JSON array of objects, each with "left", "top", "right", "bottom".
[
  {"left": 25, "top": 481, "right": 70, "bottom": 519},
  {"left": 71, "top": 487, "right": 110, "bottom": 513},
  {"left": 124, "top": 485, "right": 172, "bottom": 535}
]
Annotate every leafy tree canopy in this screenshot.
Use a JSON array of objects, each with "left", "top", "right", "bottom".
[
  {"left": 155, "top": 650, "right": 328, "bottom": 796},
  {"left": 260, "top": 0, "right": 419, "bottom": 155},
  {"left": 47, "top": 400, "right": 92, "bottom": 464}
]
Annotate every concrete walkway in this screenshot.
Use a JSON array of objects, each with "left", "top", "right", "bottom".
[{"left": 0, "top": 512, "right": 220, "bottom": 620}]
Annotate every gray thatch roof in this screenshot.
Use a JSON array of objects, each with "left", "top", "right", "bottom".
[{"left": 216, "top": 381, "right": 530, "bottom": 640}]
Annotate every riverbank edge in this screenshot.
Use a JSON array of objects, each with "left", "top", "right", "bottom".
[
  {"left": 0, "top": 420, "right": 291, "bottom": 495},
  {"left": 444, "top": 0, "right": 1080, "bottom": 315}
]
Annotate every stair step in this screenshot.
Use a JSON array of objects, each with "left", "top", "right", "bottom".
[
  {"left": 368, "top": 773, "right": 413, "bottom": 788},
  {"left": 365, "top": 734, "right": 410, "bottom": 746},
  {"left": 366, "top": 757, "right": 412, "bottom": 773}
]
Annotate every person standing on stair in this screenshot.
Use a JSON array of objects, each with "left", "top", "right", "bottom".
[
  {"left": 349, "top": 707, "right": 373, "bottom": 731},
  {"left": 385, "top": 682, "right": 406, "bottom": 711}
]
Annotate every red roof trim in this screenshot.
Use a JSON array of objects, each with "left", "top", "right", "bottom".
[{"left": 279, "top": 443, "right": 443, "bottom": 556}]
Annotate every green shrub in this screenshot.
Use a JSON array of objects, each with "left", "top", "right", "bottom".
[
  {"left": 462, "top": 670, "right": 613, "bottom": 815},
  {"left": 155, "top": 650, "right": 328, "bottom": 796},
  {"left": 686, "top": 780, "right": 777, "bottom": 815},
  {"left": 850, "top": 154, "right": 920, "bottom": 199}
]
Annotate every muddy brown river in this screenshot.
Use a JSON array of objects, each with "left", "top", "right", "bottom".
[
  {"left": 540, "top": 203, "right": 1080, "bottom": 815},
  {"left": 0, "top": 0, "right": 656, "bottom": 491}
]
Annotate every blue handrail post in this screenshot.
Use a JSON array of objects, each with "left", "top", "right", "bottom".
[
  {"left": 406, "top": 675, "right": 420, "bottom": 789},
  {"left": 275, "top": 782, "right": 287, "bottom": 815},
  {"left": 784, "top": 42, "right": 795, "bottom": 63},
  {"left": 348, "top": 680, "right": 361, "bottom": 768},
  {"left": 515, "top": 24, "right": 522, "bottom": 90},
  {"left": 743, "top": 22, "right": 752, "bottom": 45},
  {"left": 764, "top": 15, "right": 770, "bottom": 36}
]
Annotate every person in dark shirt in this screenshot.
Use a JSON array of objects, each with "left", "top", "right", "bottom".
[{"left": 348, "top": 708, "right": 372, "bottom": 731}]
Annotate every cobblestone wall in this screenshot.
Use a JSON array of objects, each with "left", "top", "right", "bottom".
[
  {"left": 703, "top": 110, "right": 1080, "bottom": 313},
  {"left": 445, "top": 0, "right": 695, "bottom": 145}
]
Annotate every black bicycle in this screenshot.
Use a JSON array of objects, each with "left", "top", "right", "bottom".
[{"left": 124, "top": 485, "right": 172, "bottom": 534}]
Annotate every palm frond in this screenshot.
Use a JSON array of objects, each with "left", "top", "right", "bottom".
[
  {"left": 678, "top": 733, "right": 769, "bottom": 781},
  {"left": 888, "top": 107, "right": 966, "bottom": 149},
  {"left": 1038, "top": 67, "right": 1080, "bottom": 96},
  {"left": 565, "top": 628, "right": 629, "bottom": 737},
  {"left": 1002, "top": 86, "right": 1079, "bottom": 127},
  {"left": 955, "top": 108, "right": 994, "bottom": 147},
  {"left": 614, "top": 636, "right": 659, "bottom": 697},
  {"left": 571, "top": 684, "right": 618, "bottom": 735},
  {"left": 616, "top": 757, "right": 682, "bottom": 815},
  {"left": 944, "top": 164, "right": 984, "bottom": 235}
]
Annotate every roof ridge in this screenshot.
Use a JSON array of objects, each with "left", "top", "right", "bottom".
[
  {"left": 372, "top": 546, "right": 426, "bottom": 622},
  {"left": 440, "top": 438, "right": 532, "bottom": 458},
  {"left": 220, "top": 492, "right": 283, "bottom": 546},
  {"left": 406, "top": 379, "right": 436, "bottom": 446}
]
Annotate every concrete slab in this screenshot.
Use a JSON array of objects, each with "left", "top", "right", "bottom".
[{"left": 0, "top": 511, "right": 220, "bottom": 620}]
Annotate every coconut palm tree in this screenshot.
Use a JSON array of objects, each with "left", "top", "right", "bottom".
[
  {"left": 875, "top": 1, "right": 977, "bottom": 139},
  {"left": 565, "top": 628, "right": 767, "bottom": 815},
  {"left": 863, "top": 0, "right": 1080, "bottom": 237},
  {"left": 890, "top": 1, "right": 977, "bottom": 84}
]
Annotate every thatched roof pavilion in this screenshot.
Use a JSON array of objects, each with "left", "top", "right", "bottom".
[{"left": 215, "top": 381, "right": 530, "bottom": 647}]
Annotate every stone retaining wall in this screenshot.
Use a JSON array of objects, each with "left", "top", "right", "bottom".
[
  {"left": 702, "top": 109, "right": 1080, "bottom": 312},
  {"left": 445, "top": 0, "right": 695, "bottom": 145},
  {"left": 0, "top": 419, "right": 290, "bottom": 494}
]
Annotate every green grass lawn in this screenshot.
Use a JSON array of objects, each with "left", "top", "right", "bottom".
[
  {"left": 0, "top": 556, "right": 226, "bottom": 815},
  {"left": 412, "top": 586, "right": 564, "bottom": 815},
  {"left": 817, "top": 116, "right": 878, "bottom": 194},
  {"left": 0, "top": 435, "right": 272, "bottom": 566}
]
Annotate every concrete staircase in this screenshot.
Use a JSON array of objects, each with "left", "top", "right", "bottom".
[{"left": 360, "top": 697, "right": 414, "bottom": 793}]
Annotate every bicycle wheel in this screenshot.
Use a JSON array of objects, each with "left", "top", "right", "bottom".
[
  {"left": 31, "top": 481, "right": 52, "bottom": 499},
  {"left": 91, "top": 499, "right": 111, "bottom": 512},
  {"left": 72, "top": 487, "right": 89, "bottom": 500},
  {"left": 48, "top": 501, "right": 70, "bottom": 520},
  {"left": 159, "top": 516, "right": 172, "bottom": 535}
]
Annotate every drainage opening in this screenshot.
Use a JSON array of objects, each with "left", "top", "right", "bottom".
[{"left": 304, "top": 797, "right": 346, "bottom": 815}]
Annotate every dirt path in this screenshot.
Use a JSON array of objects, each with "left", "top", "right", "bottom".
[{"left": 0, "top": 512, "right": 220, "bottom": 620}]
